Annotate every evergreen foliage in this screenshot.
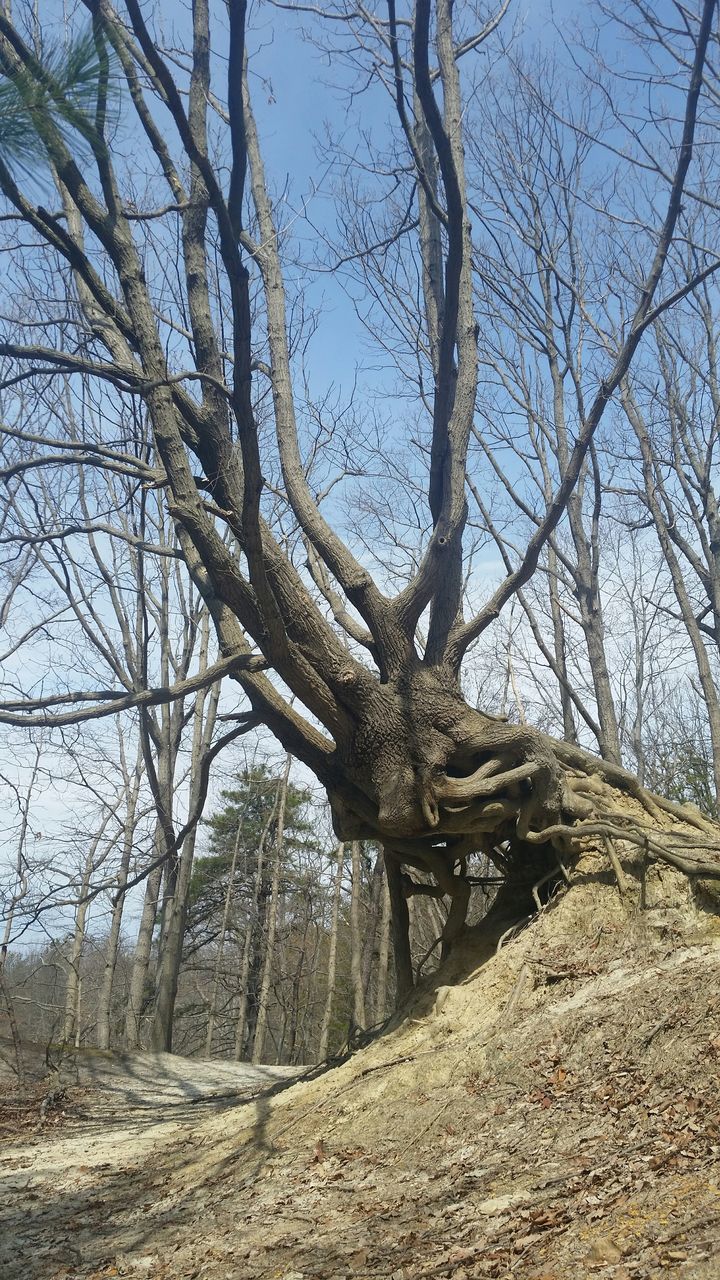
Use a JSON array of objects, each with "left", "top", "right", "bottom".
[{"left": 0, "top": 23, "right": 118, "bottom": 173}]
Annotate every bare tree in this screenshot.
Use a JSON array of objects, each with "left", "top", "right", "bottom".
[
  {"left": 618, "top": 260, "right": 720, "bottom": 805},
  {"left": 0, "top": 0, "right": 719, "bottom": 1010}
]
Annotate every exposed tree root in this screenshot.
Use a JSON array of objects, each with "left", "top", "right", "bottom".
[{"left": 325, "top": 669, "right": 720, "bottom": 990}]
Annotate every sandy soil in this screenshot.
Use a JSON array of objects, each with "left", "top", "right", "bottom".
[{"left": 3, "top": 852, "right": 720, "bottom": 1280}]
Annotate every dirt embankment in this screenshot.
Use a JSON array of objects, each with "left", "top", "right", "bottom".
[{"left": 3, "top": 850, "right": 720, "bottom": 1280}]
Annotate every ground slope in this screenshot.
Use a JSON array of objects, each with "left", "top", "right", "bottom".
[{"left": 2, "top": 850, "right": 720, "bottom": 1280}]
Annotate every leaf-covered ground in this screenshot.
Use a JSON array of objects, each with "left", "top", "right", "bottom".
[{"left": 3, "top": 849, "right": 720, "bottom": 1280}]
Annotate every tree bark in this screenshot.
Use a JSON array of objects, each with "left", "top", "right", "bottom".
[{"left": 384, "top": 849, "right": 413, "bottom": 1005}]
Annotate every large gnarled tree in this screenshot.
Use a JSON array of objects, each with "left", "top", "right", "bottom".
[{"left": 1, "top": 0, "right": 720, "bottom": 1001}]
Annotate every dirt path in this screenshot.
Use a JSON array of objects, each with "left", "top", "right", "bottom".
[{"left": 0, "top": 1053, "right": 305, "bottom": 1280}]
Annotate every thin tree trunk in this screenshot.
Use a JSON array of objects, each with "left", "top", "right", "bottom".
[
  {"left": 350, "top": 840, "right": 367, "bottom": 1032},
  {"left": 151, "top": 824, "right": 201, "bottom": 1052},
  {"left": 374, "top": 873, "right": 392, "bottom": 1023},
  {"left": 384, "top": 849, "right": 413, "bottom": 1004},
  {"left": 361, "top": 851, "right": 384, "bottom": 1009},
  {"left": 63, "top": 892, "right": 89, "bottom": 1045},
  {"left": 318, "top": 843, "right": 344, "bottom": 1061},
  {"left": 287, "top": 897, "right": 310, "bottom": 1063},
  {"left": 252, "top": 756, "right": 291, "bottom": 1066},
  {"left": 97, "top": 752, "right": 142, "bottom": 1050},
  {"left": 151, "top": 622, "right": 221, "bottom": 1052},
  {"left": 125, "top": 854, "right": 163, "bottom": 1048},
  {"left": 547, "top": 545, "right": 577, "bottom": 742},
  {"left": 233, "top": 789, "right": 280, "bottom": 1060},
  {"left": 74, "top": 977, "right": 83, "bottom": 1048},
  {"left": 233, "top": 918, "right": 256, "bottom": 1060}
]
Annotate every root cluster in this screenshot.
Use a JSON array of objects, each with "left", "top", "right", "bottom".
[{"left": 328, "top": 684, "right": 720, "bottom": 962}]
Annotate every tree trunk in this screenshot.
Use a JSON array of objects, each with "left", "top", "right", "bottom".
[
  {"left": 151, "top": 825, "right": 201, "bottom": 1052},
  {"left": 318, "top": 843, "right": 344, "bottom": 1061},
  {"left": 151, "top": 638, "right": 220, "bottom": 1052},
  {"left": 63, "top": 829, "right": 107, "bottom": 1044},
  {"left": 252, "top": 756, "right": 290, "bottom": 1066},
  {"left": 287, "top": 895, "right": 310, "bottom": 1064},
  {"left": 374, "top": 872, "right": 392, "bottom": 1023},
  {"left": 384, "top": 849, "right": 413, "bottom": 1004},
  {"left": 97, "top": 759, "right": 142, "bottom": 1050},
  {"left": 233, "top": 918, "right": 254, "bottom": 1061},
  {"left": 125, "top": 856, "right": 162, "bottom": 1049},
  {"left": 233, "top": 790, "right": 280, "bottom": 1061},
  {"left": 547, "top": 546, "right": 577, "bottom": 743},
  {"left": 361, "top": 851, "right": 384, "bottom": 1012},
  {"left": 350, "top": 840, "right": 367, "bottom": 1032}
]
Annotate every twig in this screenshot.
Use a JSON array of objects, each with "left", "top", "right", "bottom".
[{"left": 604, "top": 836, "right": 627, "bottom": 894}]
